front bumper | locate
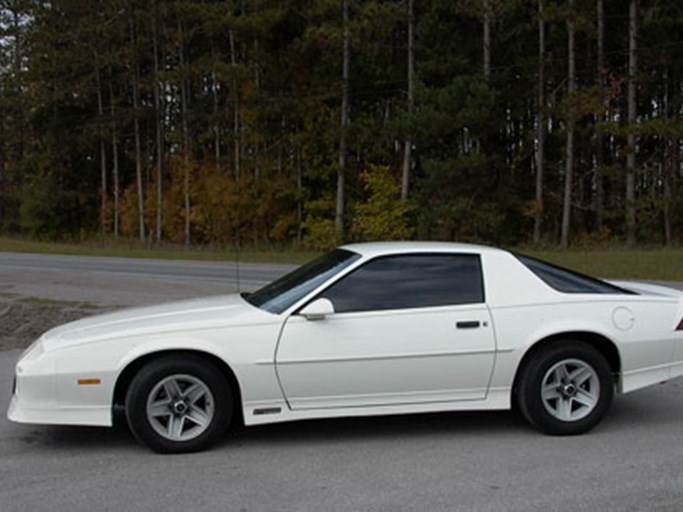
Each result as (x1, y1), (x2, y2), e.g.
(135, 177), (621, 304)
(8, 392), (111, 426)
(7, 340), (112, 427)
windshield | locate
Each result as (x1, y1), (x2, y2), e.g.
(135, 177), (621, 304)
(244, 248), (361, 313)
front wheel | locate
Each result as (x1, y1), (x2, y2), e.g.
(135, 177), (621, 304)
(516, 341), (614, 435)
(125, 355), (233, 453)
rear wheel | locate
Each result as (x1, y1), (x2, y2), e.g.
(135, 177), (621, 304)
(517, 341), (614, 435)
(126, 355), (232, 453)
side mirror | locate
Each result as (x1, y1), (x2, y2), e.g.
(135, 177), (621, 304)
(299, 298), (335, 321)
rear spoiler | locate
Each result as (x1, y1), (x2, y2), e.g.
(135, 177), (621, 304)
(607, 280), (683, 298)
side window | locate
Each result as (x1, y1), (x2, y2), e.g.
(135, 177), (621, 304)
(319, 254), (484, 314)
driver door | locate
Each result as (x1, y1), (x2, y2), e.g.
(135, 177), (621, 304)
(275, 253), (497, 410)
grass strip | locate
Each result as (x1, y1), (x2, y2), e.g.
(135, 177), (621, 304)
(0, 237), (318, 265)
(519, 248), (683, 282)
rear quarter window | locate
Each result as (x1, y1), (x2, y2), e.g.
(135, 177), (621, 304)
(516, 255), (636, 295)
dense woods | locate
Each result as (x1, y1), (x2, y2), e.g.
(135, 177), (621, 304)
(0, 0), (681, 249)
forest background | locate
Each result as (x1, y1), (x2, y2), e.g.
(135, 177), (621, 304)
(0, 0), (681, 252)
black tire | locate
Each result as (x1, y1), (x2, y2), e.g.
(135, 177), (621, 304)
(125, 355), (233, 453)
(516, 341), (614, 435)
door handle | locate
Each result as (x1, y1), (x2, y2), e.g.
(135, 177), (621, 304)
(456, 321), (481, 329)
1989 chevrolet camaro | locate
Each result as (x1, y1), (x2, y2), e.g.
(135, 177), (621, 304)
(8, 242), (683, 453)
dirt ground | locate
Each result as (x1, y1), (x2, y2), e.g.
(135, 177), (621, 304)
(0, 267), (236, 350)
(0, 296), (105, 350)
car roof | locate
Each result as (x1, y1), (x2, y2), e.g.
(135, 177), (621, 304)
(339, 241), (508, 258)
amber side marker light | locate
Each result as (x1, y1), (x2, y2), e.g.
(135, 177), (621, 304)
(77, 379), (101, 385)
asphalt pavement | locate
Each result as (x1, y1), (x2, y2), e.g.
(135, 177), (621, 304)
(3, 347), (683, 512)
(0, 252), (295, 307)
(0, 251), (295, 288)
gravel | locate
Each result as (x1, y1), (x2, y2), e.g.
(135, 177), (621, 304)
(0, 295), (110, 350)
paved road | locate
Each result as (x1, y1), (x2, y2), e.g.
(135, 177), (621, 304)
(0, 252), (296, 307)
(3, 347), (683, 512)
(0, 251), (295, 288)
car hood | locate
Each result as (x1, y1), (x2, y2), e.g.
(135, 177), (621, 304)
(40, 294), (268, 352)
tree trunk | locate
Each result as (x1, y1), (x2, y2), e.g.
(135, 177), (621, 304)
(483, 0), (491, 78)
(401, 0), (414, 201)
(561, 0), (576, 248)
(667, 137), (679, 245)
(533, 0), (545, 245)
(336, 0), (350, 237)
(663, 70), (673, 246)
(109, 80), (120, 238)
(0, 78), (5, 220)
(211, 44), (221, 172)
(179, 21), (191, 247)
(95, 63), (107, 236)
(594, 0), (605, 232)
(213, 69), (221, 171)
(152, 8), (164, 243)
(11, 9), (24, 164)
(296, 146), (303, 248)
(663, 144), (672, 246)
(252, 1), (261, 185)
(626, 0), (638, 247)
(130, 11), (145, 242)
(229, 29), (240, 180)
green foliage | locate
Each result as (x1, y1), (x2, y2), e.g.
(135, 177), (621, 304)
(18, 174), (80, 240)
(352, 165), (415, 242)
(302, 216), (339, 251)
(415, 154), (514, 244)
(302, 198), (340, 251)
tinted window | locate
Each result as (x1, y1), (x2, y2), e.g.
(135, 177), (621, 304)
(318, 254), (484, 313)
(517, 255), (636, 294)
(246, 249), (361, 313)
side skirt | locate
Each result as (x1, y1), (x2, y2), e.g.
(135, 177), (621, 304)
(242, 387), (511, 427)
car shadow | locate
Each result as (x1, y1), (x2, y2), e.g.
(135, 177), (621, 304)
(16, 388), (679, 453)
(18, 409), (529, 453)
(17, 409), (137, 452)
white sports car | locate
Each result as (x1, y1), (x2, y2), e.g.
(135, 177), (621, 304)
(8, 242), (683, 453)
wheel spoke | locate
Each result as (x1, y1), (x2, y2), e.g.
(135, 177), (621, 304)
(542, 384), (561, 400)
(164, 379), (182, 400)
(149, 399), (171, 418)
(570, 366), (593, 386)
(172, 415), (186, 439)
(184, 383), (206, 404)
(558, 397), (572, 420)
(186, 406), (210, 428)
(166, 415), (177, 438)
(556, 364), (570, 383)
(546, 371), (560, 387)
(573, 389), (596, 409)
